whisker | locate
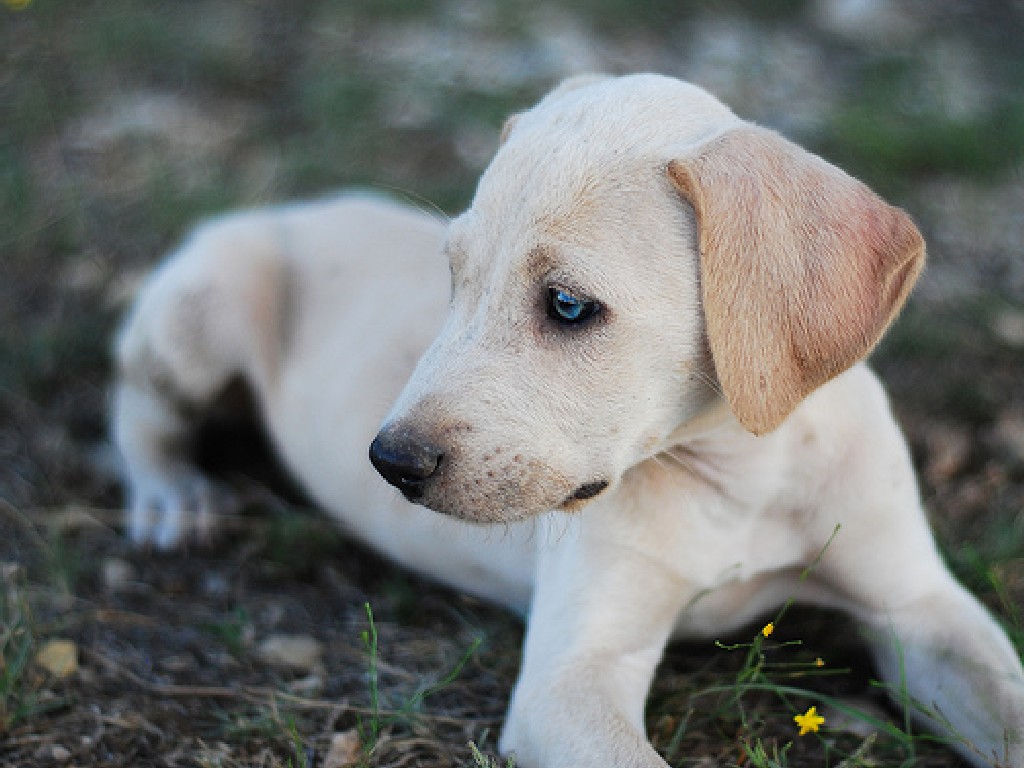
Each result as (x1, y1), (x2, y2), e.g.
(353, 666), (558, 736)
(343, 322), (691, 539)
(542, 511), (577, 548)
(651, 454), (679, 477)
(658, 449), (698, 475)
(371, 183), (452, 226)
(692, 369), (726, 399)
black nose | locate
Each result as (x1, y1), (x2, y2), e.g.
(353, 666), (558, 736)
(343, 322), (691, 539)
(368, 430), (444, 500)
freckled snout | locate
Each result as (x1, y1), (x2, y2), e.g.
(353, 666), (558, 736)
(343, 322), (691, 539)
(368, 427), (444, 501)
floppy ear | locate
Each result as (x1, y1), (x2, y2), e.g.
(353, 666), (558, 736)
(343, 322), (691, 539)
(668, 125), (925, 435)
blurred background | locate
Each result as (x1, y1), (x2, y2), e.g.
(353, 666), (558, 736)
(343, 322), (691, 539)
(4, 0), (1024, 503)
(2, 1), (1023, 766)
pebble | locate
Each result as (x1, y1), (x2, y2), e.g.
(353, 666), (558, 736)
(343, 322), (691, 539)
(35, 639), (79, 678)
(1, 562), (25, 583)
(256, 634), (323, 673)
(993, 410), (1024, 464)
(921, 422), (972, 484)
(159, 653), (196, 673)
(287, 673), (325, 696)
(322, 729), (362, 768)
(101, 558), (135, 592)
(993, 309), (1024, 349)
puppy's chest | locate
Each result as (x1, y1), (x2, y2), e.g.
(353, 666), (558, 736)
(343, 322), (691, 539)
(622, 453), (819, 591)
(675, 495), (811, 589)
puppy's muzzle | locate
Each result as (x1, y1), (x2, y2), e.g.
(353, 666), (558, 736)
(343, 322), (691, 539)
(368, 428), (444, 500)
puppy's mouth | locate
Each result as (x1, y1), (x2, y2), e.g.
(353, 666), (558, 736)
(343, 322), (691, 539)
(559, 479), (609, 510)
(417, 477), (610, 521)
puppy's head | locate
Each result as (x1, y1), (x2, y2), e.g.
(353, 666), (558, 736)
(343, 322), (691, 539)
(370, 74), (924, 523)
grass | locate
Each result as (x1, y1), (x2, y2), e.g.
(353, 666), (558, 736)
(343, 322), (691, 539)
(357, 601), (489, 764)
(819, 53), (1024, 195)
(358, 602), (383, 753)
(199, 597), (502, 767)
(467, 740), (516, 768)
(0, 526), (76, 737)
(286, 715), (312, 768)
(651, 616), (989, 767)
(0, 569), (40, 733)
(643, 529), (1019, 767)
(201, 607), (252, 659)
(949, 535), (1024, 656)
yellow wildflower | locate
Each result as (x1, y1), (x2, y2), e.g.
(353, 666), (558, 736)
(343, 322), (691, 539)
(4, 0), (32, 10)
(761, 622), (774, 638)
(794, 705), (825, 736)
(814, 657), (825, 667)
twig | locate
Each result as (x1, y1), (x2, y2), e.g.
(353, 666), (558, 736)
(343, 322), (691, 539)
(85, 648), (501, 727)
(85, 647), (247, 699)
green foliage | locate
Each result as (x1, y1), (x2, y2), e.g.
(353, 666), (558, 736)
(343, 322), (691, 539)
(825, 101), (1024, 190)
(286, 715), (311, 768)
(357, 601), (485, 763)
(647, 529), (992, 766)
(0, 154), (35, 257)
(201, 607), (251, 659)
(0, 312), (115, 402)
(0, 574), (39, 732)
(357, 602), (382, 752)
(741, 737), (793, 768)
(68, 0), (257, 91)
(262, 512), (343, 578)
(467, 740), (516, 768)
(0, 567), (65, 733)
(820, 56), (1024, 193)
(524, 0), (808, 34)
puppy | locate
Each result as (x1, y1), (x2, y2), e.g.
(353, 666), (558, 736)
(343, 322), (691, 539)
(113, 74), (1024, 767)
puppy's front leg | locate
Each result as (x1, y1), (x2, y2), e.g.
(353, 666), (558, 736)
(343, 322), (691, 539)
(812, 394), (1024, 767)
(859, 577), (1024, 767)
(827, 521), (1024, 766)
(501, 511), (691, 768)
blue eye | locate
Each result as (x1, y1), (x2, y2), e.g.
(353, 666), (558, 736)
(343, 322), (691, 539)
(548, 287), (599, 324)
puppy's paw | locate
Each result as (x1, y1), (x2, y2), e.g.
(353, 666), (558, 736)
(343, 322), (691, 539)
(125, 463), (238, 550)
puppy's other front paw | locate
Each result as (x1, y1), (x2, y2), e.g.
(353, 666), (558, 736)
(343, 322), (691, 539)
(125, 464), (238, 550)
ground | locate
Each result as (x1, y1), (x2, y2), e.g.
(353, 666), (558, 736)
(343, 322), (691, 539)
(2, 1), (1024, 766)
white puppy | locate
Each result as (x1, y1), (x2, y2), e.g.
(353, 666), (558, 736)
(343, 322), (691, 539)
(113, 74), (1023, 767)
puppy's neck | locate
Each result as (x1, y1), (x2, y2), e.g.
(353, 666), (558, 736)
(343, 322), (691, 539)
(662, 398), (740, 449)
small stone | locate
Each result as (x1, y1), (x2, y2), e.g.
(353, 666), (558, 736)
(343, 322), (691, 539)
(35, 639), (78, 678)
(51, 745), (71, 762)
(257, 634), (323, 673)
(101, 558), (135, 592)
(322, 729), (362, 768)
(201, 571), (231, 599)
(922, 422), (972, 484)
(104, 268), (147, 308)
(810, 0), (920, 47)
(60, 255), (107, 293)
(993, 309), (1024, 348)
(287, 673), (324, 696)
(206, 649), (239, 668)
(993, 410), (1024, 464)
(159, 653), (196, 673)
(1, 562), (25, 583)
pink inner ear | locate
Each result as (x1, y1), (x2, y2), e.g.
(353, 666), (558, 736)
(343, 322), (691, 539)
(669, 126), (925, 435)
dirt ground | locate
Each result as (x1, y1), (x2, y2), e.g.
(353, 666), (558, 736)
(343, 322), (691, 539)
(2, 1), (1024, 766)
